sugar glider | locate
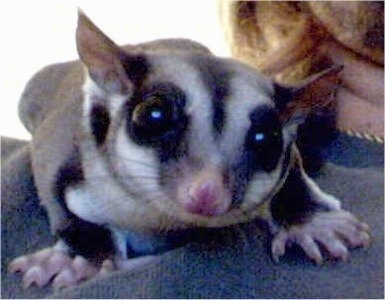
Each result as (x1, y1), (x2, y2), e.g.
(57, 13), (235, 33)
(9, 11), (370, 288)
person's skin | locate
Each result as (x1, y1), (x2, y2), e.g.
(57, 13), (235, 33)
(321, 40), (384, 138)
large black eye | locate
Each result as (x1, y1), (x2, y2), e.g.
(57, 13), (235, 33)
(250, 127), (281, 149)
(127, 82), (188, 157)
(247, 125), (283, 172)
(245, 106), (284, 172)
(132, 97), (175, 135)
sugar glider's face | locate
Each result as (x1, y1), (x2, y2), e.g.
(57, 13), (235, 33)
(76, 12), (337, 229)
(83, 54), (293, 228)
(114, 55), (293, 226)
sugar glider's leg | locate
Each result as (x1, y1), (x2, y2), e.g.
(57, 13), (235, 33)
(8, 241), (103, 288)
(9, 241), (158, 289)
(9, 204), (119, 288)
(268, 150), (370, 264)
(9, 224), (159, 288)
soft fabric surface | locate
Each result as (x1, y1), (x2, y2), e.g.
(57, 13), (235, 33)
(1, 134), (384, 299)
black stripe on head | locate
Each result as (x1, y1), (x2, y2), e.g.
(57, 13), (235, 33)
(90, 104), (110, 146)
(121, 53), (150, 88)
(246, 105), (284, 172)
(230, 105), (284, 204)
(189, 55), (231, 137)
(54, 148), (116, 260)
(87, 53), (150, 95)
(125, 82), (189, 163)
(89, 54), (149, 146)
(272, 83), (294, 112)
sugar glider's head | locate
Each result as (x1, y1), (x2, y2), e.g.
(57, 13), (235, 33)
(76, 12), (341, 229)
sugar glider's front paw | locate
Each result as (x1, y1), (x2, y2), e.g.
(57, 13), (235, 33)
(271, 210), (370, 264)
(9, 245), (104, 288)
(9, 243), (158, 289)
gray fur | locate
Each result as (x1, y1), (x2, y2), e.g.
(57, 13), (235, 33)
(18, 39), (217, 233)
(14, 12), (368, 274)
(20, 12), (329, 235)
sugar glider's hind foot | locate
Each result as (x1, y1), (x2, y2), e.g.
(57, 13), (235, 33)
(8, 243), (102, 288)
(271, 210), (371, 265)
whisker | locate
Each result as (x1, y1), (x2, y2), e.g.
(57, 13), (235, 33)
(81, 153), (158, 170)
(86, 174), (162, 181)
(61, 170), (176, 186)
(112, 155), (159, 169)
(88, 188), (169, 210)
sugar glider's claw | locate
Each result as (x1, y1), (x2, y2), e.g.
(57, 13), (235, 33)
(271, 210), (370, 264)
(9, 246), (99, 288)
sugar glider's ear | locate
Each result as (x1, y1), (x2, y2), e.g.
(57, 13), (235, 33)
(274, 65), (343, 128)
(76, 10), (148, 94)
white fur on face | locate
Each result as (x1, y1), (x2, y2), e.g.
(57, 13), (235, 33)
(242, 158), (283, 209)
(149, 56), (221, 165)
(82, 74), (130, 133)
(73, 54), (294, 230)
(219, 73), (274, 163)
(112, 124), (162, 196)
(68, 72), (166, 230)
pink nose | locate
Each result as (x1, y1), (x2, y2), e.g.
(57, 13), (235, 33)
(184, 177), (230, 217)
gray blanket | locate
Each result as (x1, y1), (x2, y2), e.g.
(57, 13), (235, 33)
(1, 133), (383, 299)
